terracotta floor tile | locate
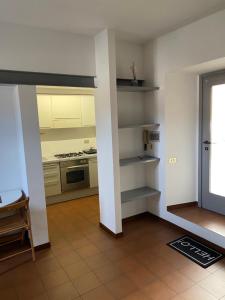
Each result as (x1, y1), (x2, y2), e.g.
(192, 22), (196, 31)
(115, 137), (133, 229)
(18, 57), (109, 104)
(81, 285), (115, 300)
(64, 261), (91, 280)
(106, 275), (138, 299)
(122, 290), (151, 300)
(143, 280), (176, 300)
(71, 237), (91, 250)
(84, 253), (111, 270)
(0, 196), (221, 300)
(94, 264), (123, 283)
(35, 257), (61, 275)
(115, 257), (141, 273)
(125, 266), (155, 288)
(0, 270), (18, 289)
(198, 272), (225, 298)
(76, 244), (100, 259)
(0, 287), (18, 300)
(161, 270), (194, 293)
(144, 256), (176, 278)
(178, 285), (217, 300)
(103, 248), (127, 262)
(56, 251), (82, 267)
(32, 293), (49, 300)
(73, 272), (101, 295)
(47, 282), (79, 299)
(15, 278), (45, 300)
(41, 269), (69, 290)
(178, 264), (210, 283)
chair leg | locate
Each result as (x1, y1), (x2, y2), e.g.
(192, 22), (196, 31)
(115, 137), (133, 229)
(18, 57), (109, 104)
(21, 229), (25, 245)
(28, 228), (35, 262)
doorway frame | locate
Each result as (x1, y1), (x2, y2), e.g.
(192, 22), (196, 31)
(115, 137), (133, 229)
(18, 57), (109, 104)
(0, 69), (95, 87)
(199, 68), (225, 208)
(0, 69), (96, 246)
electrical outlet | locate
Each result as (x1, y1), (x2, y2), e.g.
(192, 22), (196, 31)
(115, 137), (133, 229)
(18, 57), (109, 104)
(84, 139), (90, 144)
(150, 131), (160, 142)
(169, 157), (177, 164)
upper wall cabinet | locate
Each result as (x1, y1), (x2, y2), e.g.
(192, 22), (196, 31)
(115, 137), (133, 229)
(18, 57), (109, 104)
(51, 95), (82, 128)
(81, 95), (95, 127)
(37, 95), (52, 129)
(37, 94), (95, 129)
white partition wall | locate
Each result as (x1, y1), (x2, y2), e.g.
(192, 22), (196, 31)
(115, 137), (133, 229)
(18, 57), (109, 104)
(95, 30), (122, 234)
(15, 85), (49, 246)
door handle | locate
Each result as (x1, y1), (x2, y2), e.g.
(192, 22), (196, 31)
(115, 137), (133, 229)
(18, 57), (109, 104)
(203, 140), (211, 145)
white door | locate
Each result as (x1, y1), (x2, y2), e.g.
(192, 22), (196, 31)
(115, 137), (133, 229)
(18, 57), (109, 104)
(81, 95), (96, 127)
(37, 94), (52, 128)
(202, 73), (225, 215)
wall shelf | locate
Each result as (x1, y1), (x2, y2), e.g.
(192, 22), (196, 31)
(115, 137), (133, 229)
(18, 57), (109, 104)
(121, 187), (160, 203)
(120, 155), (159, 166)
(117, 86), (159, 93)
(119, 123), (160, 129)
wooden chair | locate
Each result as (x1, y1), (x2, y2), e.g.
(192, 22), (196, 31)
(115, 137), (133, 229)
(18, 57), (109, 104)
(0, 197), (35, 262)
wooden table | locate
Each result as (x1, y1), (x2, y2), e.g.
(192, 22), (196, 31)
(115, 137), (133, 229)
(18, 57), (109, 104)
(0, 189), (23, 208)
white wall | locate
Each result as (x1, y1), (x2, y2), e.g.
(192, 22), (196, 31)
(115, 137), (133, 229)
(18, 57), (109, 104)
(0, 85), (22, 192)
(144, 8), (225, 247)
(165, 72), (199, 206)
(16, 86), (49, 246)
(40, 128), (96, 157)
(0, 22), (95, 76)
(95, 30), (122, 233)
(116, 40), (144, 79)
(0, 85), (49, 246)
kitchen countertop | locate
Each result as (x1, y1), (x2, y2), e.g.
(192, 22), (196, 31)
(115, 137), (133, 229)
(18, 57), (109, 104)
(42, 153), (97, 164)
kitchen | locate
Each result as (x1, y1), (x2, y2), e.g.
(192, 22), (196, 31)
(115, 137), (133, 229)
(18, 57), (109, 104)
(36, 85), (98, 205)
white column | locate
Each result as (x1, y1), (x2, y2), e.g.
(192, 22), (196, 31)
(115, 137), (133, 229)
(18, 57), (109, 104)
(95, 29), (122, 234)
(15, 85), (49, 246)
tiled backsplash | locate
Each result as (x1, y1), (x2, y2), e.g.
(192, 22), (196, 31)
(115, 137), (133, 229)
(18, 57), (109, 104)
(40, 127), (96, 157)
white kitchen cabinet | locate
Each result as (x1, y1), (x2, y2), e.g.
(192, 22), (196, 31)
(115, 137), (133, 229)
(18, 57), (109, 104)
(81, 95), (96, 127)
(51, 95), (82, 128)
(89, 158), (98, 188)
(43, 162), (61, 197)
(37, 94), (52, 129)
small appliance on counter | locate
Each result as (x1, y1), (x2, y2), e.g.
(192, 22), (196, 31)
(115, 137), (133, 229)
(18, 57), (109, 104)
(83, 147), (97, 155)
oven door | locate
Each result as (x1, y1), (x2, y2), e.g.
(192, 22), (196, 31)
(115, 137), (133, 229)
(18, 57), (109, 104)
(61, 164), (90, 192)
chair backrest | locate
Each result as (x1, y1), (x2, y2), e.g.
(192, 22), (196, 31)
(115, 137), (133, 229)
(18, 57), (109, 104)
(0, 198), (29, 214)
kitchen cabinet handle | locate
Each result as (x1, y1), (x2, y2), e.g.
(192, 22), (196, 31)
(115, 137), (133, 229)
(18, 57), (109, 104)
(67, 164), (89, 169)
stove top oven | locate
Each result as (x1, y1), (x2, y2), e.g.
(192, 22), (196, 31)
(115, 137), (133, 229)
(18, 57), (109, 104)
(60, 159), (90, 192)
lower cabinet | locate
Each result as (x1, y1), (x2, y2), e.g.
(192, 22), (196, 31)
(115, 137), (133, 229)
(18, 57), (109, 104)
(89, 158), (98, 188)
(43, 162), (61, 197)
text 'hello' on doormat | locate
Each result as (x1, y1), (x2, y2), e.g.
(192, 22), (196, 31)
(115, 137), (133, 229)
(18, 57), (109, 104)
(168, 235), (224, 268)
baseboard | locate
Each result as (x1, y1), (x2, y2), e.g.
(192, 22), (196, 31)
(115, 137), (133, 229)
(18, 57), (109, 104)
(46, 189), (98, 205)
(35, 242), (51, 251)
(99, 223), (123, 238)
(167, 201), (197, 211)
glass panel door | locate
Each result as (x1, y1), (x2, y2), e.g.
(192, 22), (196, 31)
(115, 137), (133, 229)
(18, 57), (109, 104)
(209, 84), (225, 197)
(202, 73), (225, 215)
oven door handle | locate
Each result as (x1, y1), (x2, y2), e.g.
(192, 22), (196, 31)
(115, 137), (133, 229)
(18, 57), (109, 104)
(67, 164), (89, 170)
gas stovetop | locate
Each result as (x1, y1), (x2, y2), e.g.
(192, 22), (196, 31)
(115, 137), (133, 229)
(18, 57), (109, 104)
(54, 152), (84, 159)
(54, 148), (97, 159)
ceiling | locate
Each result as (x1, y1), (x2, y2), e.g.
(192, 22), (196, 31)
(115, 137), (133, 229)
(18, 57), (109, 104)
(1, 0), (225, 43)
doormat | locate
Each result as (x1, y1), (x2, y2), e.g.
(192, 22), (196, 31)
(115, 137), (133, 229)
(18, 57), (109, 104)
(168, 236), (224, 268)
